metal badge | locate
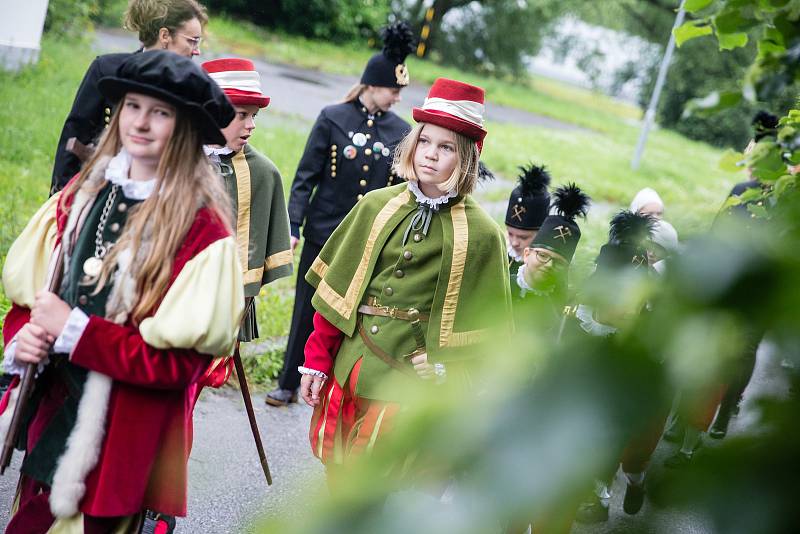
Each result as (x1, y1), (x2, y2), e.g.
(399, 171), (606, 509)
(381, 147), (391, 157)
(352, 132), (368, 147)
(372, 141), (385, 153)
(343, 145), (357, 159)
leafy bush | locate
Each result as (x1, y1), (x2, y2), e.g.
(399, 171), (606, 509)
(44, 0), (100, 40)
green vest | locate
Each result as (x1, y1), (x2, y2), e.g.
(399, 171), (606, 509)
(307, 184), (513, 400)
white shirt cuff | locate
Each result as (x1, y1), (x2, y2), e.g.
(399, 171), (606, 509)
(3, 336), (49, 377)
(298, 366), (328, 380)
(53, 308), (90, 354)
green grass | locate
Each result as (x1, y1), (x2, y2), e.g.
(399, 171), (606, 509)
(0, 26), (746, 382)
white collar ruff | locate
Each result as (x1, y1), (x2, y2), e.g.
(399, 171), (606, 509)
(407, 180), (457, 209)
(104, 149), (157, 200)
(507, 243), (523, 262)
(204, 145), (235, 157)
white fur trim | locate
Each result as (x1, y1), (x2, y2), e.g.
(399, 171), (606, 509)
(49, 371), (113, 518)
(0, 383), (21, 447)
(421, 97), (485, 127)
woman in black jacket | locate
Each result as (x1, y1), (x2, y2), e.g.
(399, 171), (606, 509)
(50, 0), (208, 193)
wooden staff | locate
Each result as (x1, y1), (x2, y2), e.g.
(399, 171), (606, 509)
(1, 248), (65, 474)
(232, 342), (273, 485)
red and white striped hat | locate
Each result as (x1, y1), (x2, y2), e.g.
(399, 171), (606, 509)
(412, 78), (487, 150)
(202, 58), (270, 108)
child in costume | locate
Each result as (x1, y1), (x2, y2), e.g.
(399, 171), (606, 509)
(297, 78), (513, 465)
(512, 183), (590, 317)
(505, 164), (551, 276)
(1, 51), (242, 533)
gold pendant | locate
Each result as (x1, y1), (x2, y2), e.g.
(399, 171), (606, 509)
(83, 256), (103, 277)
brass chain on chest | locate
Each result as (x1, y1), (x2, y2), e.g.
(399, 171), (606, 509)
(82, 184), (119, 278)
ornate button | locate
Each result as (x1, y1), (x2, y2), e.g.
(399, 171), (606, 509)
(78, 295), (88, 305)
(332, 171), (337, 177)
(370, 325), (379, 334)
(365, 148), (372, 156)
(395, 269), (404, 278)
(331, 164), (336, 170)
(117, 203), (128, 213)
(360, 179), (367, 187)
(384, 287), (394, 296)
(413, 233), (422, 242)
(331, 144), (338, 150)
(357, 193), (363, 200)
(367, 119), (374, 127)
(366, 133), (371, 139)
(362, 165), (369, 172)
(403, 250), (413, 260)
(110, 222), (120, 233)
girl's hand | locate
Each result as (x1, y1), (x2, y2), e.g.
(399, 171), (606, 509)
(31, 291), (72, 339)
(15, 323), (54, 365)
(410, 352), (435, 380)
(300, 374), (327, 407)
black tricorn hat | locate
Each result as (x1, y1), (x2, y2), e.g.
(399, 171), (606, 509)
(361, 21), (416, 88)
(505, 163), (551, 230)
(98, 50), (235, 145)
(532, 183), (590, 263)
(595, 210), (655, 272)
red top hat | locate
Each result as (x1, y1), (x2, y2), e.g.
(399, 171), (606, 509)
(412, 78), (487, 150)
(202, 58), (270, 108)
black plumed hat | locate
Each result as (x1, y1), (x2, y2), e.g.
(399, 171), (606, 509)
(595, 210), (655, 272)
(532, 183), (590, 263)
(505, 163), (551, 230)
(98, 50), (235, 145)
(361, 21), (416, 88)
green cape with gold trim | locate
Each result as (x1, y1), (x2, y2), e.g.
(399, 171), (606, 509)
(306, 183), (513, 363)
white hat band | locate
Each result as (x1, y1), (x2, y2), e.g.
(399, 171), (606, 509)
(422, 97), (485, 127)
(208, 70), (263, 94)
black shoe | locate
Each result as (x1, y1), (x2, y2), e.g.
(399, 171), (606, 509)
(265, 388), (298, 407)
(623, 481), (645, 515)
(664, 450), (692, 469)
(574, 496), (609, 524)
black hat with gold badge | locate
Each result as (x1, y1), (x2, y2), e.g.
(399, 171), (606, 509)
(532, 183), (590, 263)
(361, 21), (416, 88)
(505, 163), (551, 230)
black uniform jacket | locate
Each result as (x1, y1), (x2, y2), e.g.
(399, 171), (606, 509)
(50, 52), (137, 193)
(287, 100), (411, 246)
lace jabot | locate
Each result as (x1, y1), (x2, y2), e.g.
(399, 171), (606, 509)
(104, 148), (157, 200)
(407, 180), (457, 209)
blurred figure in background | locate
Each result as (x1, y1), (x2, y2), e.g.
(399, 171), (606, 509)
(630, 187), (664, 220)
(505, 164), (551, 277)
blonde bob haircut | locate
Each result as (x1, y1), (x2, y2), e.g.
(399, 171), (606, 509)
(392, 122), (481, 196)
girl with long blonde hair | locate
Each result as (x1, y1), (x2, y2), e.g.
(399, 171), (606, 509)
(1, 51), (242, 533)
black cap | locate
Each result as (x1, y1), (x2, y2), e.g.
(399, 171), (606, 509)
(505, 163), (551, 230)
(361, 22), (416, 88)
(595, 210), (655, 272)
(98, 50), (235, 145)
(752, 110), (779, 141)
(532, 183), (590, 263)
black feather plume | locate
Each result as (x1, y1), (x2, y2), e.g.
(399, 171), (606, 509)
(381, 22), (416, 64)
(608, 210), (655, 246)
(553, 183), (590, 220)
(478, 161), (495, 182)
(516, 163), (550, 196)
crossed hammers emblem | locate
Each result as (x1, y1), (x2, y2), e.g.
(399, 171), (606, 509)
(511, 204), (527, 222)
(554, 225), (572, 243)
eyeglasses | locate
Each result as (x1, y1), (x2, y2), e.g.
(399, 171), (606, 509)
(177, 33), (203, 50)
(535, 249), (556, 265)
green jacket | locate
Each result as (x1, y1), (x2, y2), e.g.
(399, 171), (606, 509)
(220, 143), (293, 297)
(306, 183), (513, 392)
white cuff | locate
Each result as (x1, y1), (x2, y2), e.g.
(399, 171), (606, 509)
(298, 366), (328, 380)
(3, 336), (49, 377)
(53, 308), (90, 354)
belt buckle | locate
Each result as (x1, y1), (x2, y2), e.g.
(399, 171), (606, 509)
(388, 307), (397, 319)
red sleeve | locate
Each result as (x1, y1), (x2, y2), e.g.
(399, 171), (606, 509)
(303, 312), (343, 377)
(2, 304), (31, 349)
(70, 315), (211, 390)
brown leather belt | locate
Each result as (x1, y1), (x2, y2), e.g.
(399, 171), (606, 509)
(357, 318), (419, 378)
(357, 296), (430, 322)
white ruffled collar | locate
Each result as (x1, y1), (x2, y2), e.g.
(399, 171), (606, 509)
(508, 244), (523, 263)
(204, 145), (234, 157)
(576, 304), (617, 337)
(407, 180), (457, 209)
(104, 148), (157, 200)
(516, 264), (555, 298)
